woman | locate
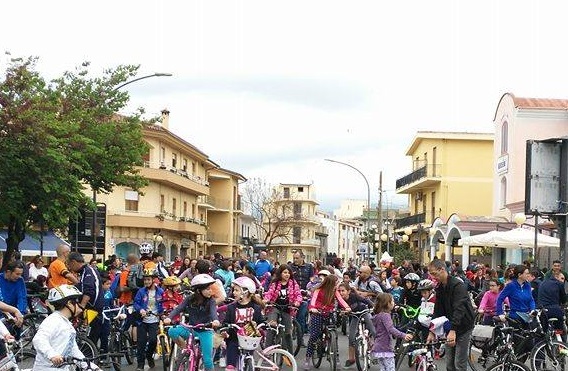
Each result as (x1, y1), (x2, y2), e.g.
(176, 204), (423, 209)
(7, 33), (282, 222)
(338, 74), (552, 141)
(28, 255), (48, 282)
(176, 257), (192, 277)
(214, 259), (235, 295)
(496, 264), (535, 322)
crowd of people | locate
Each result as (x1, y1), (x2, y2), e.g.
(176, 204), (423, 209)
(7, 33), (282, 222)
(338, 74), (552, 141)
(4, 243), (567, 371)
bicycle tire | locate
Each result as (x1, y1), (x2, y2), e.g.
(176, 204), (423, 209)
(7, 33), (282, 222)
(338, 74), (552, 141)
(355, 336), (369, 371)
(329, 330), (338, 371)
(160, 336), (170, 371)
(292, 319), (302, 356)
(394, 339), (406, 371)
(260, 348), (297, 370)
(168, 341), (179, 371)
(530, 339), (568, 371)
(77, 334), (98, 359)
(121, 332), (135, 365)
(173, 352), (190, 371)
(485, 360), (531, 371)
(415, 358), (428, 371)
(108, 334), (122, 371)
(17, 348), (36, 370)
(243, 356), (255, 371)
(311, 339), (324, 368)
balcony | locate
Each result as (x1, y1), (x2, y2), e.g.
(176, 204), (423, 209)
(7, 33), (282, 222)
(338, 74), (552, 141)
(395, 164), (442, 194)
(140, 162), (209, 195)
(395, 212), (426, 230)
(207, 232), (229, 243)
(107, 209), (207, 234)
(197, 195), (231, 211)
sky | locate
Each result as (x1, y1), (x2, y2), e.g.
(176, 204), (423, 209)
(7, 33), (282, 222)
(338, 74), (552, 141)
(3, 1), (568, 212)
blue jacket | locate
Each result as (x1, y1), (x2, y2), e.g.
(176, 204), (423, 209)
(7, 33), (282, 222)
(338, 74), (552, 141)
(496, 279), (535, 319)
(133, 286), (164, 314)
(254, 259), (273, 278)
(76, 264), (104, 311)
(0, 273), (27, 314)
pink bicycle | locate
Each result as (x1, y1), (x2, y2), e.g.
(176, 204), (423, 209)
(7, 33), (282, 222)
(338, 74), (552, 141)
(171, 322), (214, 371)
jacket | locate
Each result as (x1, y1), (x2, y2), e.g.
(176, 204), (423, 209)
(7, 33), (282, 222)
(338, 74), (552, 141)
(433, 275), (475, 335)
(76, 264), (104, 311)
(263, 279), (302, 307)
(290, 263), (314, 290)
(133, 285), (164, 318)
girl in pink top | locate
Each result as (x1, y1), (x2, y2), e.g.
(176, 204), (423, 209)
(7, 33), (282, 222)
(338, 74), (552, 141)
(478, 279), (507, 325)
(302, 274), (350, 370)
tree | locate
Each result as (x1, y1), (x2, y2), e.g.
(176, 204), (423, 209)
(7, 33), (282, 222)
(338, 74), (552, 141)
(0, 56), (149, 269)
(241, 178), (308, 248)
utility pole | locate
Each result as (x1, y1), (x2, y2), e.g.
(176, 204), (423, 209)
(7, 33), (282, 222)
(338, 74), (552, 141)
(377, 171), (383, 258)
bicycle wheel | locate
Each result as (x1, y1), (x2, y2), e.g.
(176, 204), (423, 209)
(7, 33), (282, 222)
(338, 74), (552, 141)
(173, 352), (190, 371)
(311, 339), (324, 368)
(160, 336), (170, 371)
(243, 356), (255, 371)
(394, 339), (406, 371)
(77, 334), (98, 359)
(415, 358), (428, 371)
(328, 330), (338, 371)
(530, 340), (568, 371)
(355, 336), (370, 371)
(121, 332), (135, 365)
(485, 360), (531, 371)
(260, 348), (297, 371)
(292, 319), (302, 356)
(168, 342), (179, 371)
(108, 334), (123, 371)
(16, 348), (36, 370)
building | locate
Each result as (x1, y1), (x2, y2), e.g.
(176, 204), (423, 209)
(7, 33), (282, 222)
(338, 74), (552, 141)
(94, 110), (243, 261)
(395, 131), (495, 263)
(264, 183), (320, 263)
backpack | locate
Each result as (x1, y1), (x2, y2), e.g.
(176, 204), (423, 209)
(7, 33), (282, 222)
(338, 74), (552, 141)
(127, 263), (145, 290)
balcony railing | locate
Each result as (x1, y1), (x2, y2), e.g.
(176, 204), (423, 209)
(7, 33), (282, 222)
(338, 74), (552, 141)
(395, 212), (426, 229)
(197, 195), (231, 209)
(395, 164), (441, 189)
(143, 161), (209, 187)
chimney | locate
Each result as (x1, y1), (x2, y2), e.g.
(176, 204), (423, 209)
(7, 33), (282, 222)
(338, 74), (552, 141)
(160, 109), (170, 130)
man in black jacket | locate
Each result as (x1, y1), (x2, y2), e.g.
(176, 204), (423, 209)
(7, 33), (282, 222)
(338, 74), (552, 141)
(427, 259), (475, 371)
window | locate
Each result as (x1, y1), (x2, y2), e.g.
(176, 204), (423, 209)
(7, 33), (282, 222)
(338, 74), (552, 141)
(183, 201), (187, 217)
(172, 153), (177, 168)
(192, 204), (196, 218)
(191, 162), (196, 175)
(432, 147), (437, 176)
(293, 227), (301, 244)
(142, 150), (150, 166)
(501, 121), (508, 155)
(125, 190), (139, 211)
(161, 147), (166, 162)
(500, 177), (507, 209)
(283, 187), (290, 198)
(298, 186), (304, 192)
(183, 158), (188, 172)
(172, 198), (177, 216)
(160, 194), (165, 213)
(294, 202), (302, 216)
(431, 192), (436, 221)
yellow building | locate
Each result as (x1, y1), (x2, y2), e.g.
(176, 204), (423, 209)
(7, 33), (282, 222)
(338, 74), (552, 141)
(264, 183), (320, 263)
(95, 110), (244, 261)
(395, 131), (494, 263)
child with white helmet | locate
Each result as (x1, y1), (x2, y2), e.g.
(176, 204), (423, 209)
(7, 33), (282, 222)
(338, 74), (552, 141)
(222, 276), (264, 371)
(32, 284), (100, 371)
(164, 274), (221, 371)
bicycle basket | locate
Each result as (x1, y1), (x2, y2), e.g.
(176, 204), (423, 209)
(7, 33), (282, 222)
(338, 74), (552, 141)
(471, 324), (494, 348)
(237, 334), (261, 350)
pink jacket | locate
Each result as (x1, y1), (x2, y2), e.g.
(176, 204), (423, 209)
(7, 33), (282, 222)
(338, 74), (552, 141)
(263, 278), (302, 307)
(308, 287), (350, 312)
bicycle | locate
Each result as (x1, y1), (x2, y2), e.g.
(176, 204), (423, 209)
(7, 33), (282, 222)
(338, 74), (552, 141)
(346, 308), (373, 371)
(479, 324), (530, 371)
(219, 323), (297, 371)
(398, 341), (445, 371)
(57, 352), (125, 371)
(263, 303), (302, 356)
(103, 305), (136, 371)
(171, 322), (214, 371)
(310, 309), (340, 371)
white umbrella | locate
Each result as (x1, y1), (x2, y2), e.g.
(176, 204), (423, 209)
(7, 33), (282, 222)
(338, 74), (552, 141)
(458, 228), (559, 249)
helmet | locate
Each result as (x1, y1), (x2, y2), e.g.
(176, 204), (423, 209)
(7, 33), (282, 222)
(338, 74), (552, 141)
(163, 276), (181, 286)
(417, 279), (435, 291)
(232, 276), (256, 294)
(139, 242), (153, 255)
(318, 269), (331, 277)
(191, 274), (216, 289)
(142, 268), (158, 278)
(48, 284), (83, 304)
(404, 273), (421, 282)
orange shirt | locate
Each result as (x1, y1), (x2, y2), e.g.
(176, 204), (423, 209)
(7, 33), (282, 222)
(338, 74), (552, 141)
(47, 259), (71, 289)
(118, 269), (133, 305)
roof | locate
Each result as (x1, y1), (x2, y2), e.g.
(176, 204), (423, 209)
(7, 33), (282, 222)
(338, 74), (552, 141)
(494, 93), (568, 121)
(405, 131), (494, 156)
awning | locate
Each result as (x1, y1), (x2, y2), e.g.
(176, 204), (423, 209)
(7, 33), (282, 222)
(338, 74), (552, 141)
(0, 231), (70, 257)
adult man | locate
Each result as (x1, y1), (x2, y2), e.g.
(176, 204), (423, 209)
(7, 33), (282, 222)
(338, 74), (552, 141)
(67, 252), (105, 351)
(290, 251), (314, 341)
(537, 271), (567, 336)
(544, 260), (568, 281)
(48, 244), (78, 288)
(427, 258), (475, 371)
(0, 261), (26, 330)
(351, 265), (383, 299)
(254, 250), (273, 278)
(117, 253), (139, 305)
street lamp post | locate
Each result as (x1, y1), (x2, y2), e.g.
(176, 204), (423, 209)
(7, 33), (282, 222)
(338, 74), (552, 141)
(153, 233), (163, 251)
(90, 72), (173, 259)
(325, 159), (372, 259)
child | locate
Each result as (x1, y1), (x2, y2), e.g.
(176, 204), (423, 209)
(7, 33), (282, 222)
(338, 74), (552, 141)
(161, 276), (184, 323)
(303, 274), (351, 370)
(337, 282), (376, 369)
(100, 274), (115, 360)
(32, 284), (100, 371)
(417, 279), (436, 340)
(263, 264), (302, 354)
(478, 279), (506, 325)
(372, 293), (413, 371)
(222, 276), (264, 371)
(133, 269), (164, 371)
(401, 273), (422, 308)
(390, 276), (403, 304)
(165, 274), (220, 371)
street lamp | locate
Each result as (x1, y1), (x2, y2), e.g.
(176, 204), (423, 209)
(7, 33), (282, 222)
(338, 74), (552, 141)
(403, 227), (412, 243)
(324, 159), (372, 258)
(90, 72), (173, 259)
(153, 233), (163, 251)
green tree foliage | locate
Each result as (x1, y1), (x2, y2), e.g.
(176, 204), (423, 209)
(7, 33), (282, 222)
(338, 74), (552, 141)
(0, 56), (149, 267)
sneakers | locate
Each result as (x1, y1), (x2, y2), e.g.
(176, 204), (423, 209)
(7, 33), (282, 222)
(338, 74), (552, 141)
(147, 358), (155, 369)
(343, 359), (356, 369)
(225, 366), (236, 370)
(219, 357), (227, 367)
(136, 365), (144, 371)
(303, 360), (311, 370)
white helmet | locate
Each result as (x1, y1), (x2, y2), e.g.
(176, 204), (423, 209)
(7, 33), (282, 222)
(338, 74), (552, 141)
(48, 284), (83, 304)
(139, 242), (153, 255)
(417, 279), (435, 291)
(318, 269), (331, 277)
(232, 276), (256, 294)
(404, 273), (421, 282)
(191, 274), (216, 289)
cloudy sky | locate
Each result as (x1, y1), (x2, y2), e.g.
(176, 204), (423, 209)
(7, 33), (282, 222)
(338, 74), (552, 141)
(3, 1), (568, 211)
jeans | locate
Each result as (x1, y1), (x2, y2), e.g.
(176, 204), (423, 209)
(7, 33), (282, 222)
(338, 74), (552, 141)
(136, 322), (158, 367)
(297, 301), (308, 335)
(445, 329), (472, 371)
(265, 308), (293, 354)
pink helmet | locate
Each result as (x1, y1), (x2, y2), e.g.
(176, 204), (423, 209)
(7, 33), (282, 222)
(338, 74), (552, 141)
(232, 276), (256, 294)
